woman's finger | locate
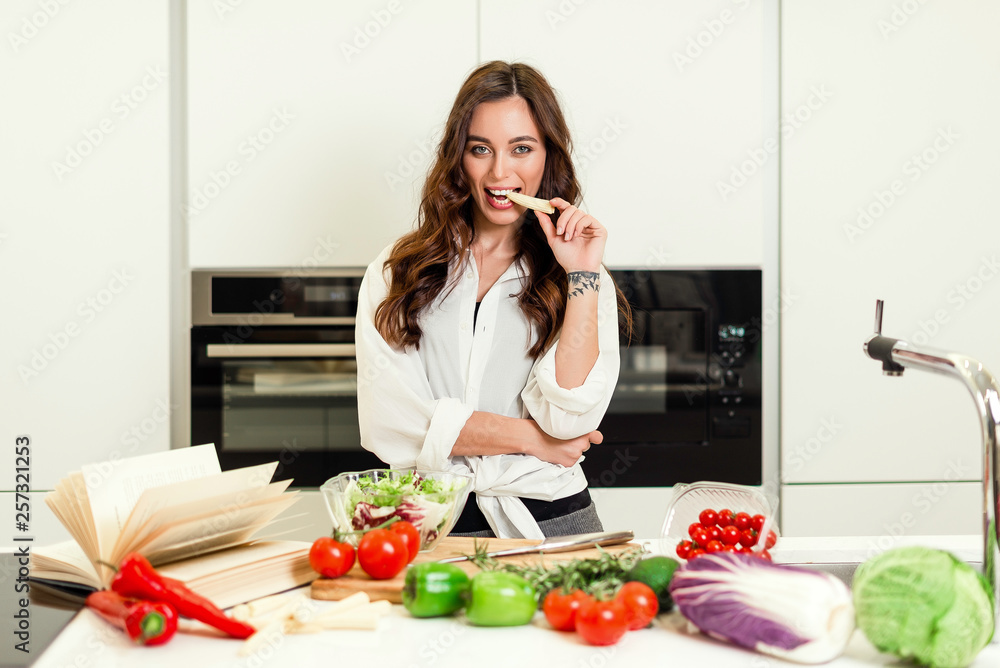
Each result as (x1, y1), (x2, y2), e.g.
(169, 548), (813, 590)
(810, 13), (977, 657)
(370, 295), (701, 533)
(534, 210), (558, 243)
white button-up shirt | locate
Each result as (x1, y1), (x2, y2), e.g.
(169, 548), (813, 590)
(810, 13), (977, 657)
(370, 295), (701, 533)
(355, 244), (621, 538)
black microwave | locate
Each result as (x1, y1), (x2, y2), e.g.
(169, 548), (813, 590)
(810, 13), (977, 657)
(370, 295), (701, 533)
(587, 269), (763, 488)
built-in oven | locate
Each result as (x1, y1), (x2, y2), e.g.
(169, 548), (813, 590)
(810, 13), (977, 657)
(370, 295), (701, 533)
(191, 269), (381, 487)
(192, 267), (762, 490)
(586, 269), (763, 488)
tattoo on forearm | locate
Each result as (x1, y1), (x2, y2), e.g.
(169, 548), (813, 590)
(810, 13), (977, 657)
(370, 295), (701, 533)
(567, 271), (599, 298)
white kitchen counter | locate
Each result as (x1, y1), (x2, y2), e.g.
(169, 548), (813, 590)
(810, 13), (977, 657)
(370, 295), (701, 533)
(27, 534), (998, 668)
(30, 599), (1000, 668)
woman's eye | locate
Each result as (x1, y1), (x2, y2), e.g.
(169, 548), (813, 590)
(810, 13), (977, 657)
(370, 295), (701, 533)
(513, 145), (531, 154)
(471, 145), (490, 155)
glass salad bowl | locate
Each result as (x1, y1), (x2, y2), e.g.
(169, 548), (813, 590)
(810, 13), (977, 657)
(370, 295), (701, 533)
(660, 481), (780, 561)
(320, 468), (473, 552)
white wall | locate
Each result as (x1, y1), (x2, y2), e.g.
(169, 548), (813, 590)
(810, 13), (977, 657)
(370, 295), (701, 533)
(780, 1), (1000, 535)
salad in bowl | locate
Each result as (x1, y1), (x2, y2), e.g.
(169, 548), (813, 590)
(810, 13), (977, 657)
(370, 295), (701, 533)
(320, 468), (473, 551)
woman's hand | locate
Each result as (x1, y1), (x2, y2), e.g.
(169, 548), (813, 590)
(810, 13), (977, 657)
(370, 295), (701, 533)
(534, 198), (607, 273)
(526, 427), (604, 468)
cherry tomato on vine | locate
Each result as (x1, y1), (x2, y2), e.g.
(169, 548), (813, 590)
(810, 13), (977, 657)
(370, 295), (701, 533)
(576, 597), (628, 646)
(734, 512), (753, 531)
(688, 522), (704, 537)
(308, 536), (356, 579)
(357, 529), (408, 580)
(720, 525), (741, 546)
(764, 530), (778, 550)
(739, 528), (759, 548)
(691, 528), (711, 549)
(688, 548), (706, 559)
(543, 588), (590, 632)
(760, 549), (772, 562)
(751, 514), (766, 532)
(705, 540), (724, 554)
(675, 540), (693, 560)
(616, 582), (659, 631)
(707, 526), (722, 541)
(389, 520), (421, 563)
(698, 509), (718, 527)
(716, 509), (736, 527)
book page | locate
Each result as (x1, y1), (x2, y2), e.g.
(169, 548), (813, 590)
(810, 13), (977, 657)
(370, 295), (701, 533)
(83, 443), (221, 563)
(138, 493), (299, 558)
(30, 540), (100, 587)
(114, 462), (279, 557)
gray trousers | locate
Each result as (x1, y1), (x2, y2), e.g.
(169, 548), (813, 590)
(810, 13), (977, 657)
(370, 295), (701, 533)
(451, 501), (604, 539)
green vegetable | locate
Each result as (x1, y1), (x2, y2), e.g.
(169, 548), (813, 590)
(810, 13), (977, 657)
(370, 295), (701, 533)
(463, 571), (538, 627)
(853, 546), (994, 668)
(467, 542), (646, 601)
(626, 556), (680, 611)
(401, 563), (470, 618)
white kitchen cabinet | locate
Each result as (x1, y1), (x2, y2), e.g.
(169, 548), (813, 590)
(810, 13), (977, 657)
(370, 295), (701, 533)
(187, 0), (478, 268)
(780, 2), (1000, 532)
(0, 1), (172, 504)
(781, 482), (982, 538)
(480, 0), (768, 268)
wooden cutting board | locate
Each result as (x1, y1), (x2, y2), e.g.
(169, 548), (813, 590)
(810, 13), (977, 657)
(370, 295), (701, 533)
(310, 536), (638, 603)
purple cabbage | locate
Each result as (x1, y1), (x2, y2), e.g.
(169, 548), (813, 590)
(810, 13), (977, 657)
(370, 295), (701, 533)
(668, 552), (855, 664)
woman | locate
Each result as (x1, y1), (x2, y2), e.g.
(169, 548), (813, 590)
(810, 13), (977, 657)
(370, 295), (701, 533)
(355, 61), (630, 539)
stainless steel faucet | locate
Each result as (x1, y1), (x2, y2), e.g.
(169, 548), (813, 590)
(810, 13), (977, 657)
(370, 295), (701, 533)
(864, 299), (1000, 636)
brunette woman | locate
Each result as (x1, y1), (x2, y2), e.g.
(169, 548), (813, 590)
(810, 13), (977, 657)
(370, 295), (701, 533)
(355, 61), (630, 539)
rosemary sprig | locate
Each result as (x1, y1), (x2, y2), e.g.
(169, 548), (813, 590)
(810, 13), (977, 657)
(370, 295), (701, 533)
(467, 542), (646, 602)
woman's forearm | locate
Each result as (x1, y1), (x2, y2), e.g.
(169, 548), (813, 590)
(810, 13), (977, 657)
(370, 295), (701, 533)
(451, 412), (598, 468)
(451, 411), (534, 458)
(554, 270), (601, 389)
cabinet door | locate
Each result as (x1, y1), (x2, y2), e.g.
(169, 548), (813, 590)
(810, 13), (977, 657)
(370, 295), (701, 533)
(780, 2), (1000, 484)
(1, 1), (171, 488)
(188, 1), (478, 268)
(480, 0), (769, 268)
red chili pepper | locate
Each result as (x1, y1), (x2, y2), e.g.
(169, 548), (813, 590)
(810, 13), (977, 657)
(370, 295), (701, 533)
(111, 553), (255, 639)
(85, 590), (178, 646)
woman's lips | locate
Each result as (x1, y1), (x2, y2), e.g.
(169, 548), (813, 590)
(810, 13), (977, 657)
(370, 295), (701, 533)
(485, 187), (520, 210)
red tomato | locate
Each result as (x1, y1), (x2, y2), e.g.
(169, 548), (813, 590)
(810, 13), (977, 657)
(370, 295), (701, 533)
(720, 525), (741, 546)
(698, 509), (718, 527)
(733, 512), (752, 531)
(688, 522), (704, 538)
(722, 545), (738, 553)
(687, 548), (706, 559)
(675, 540), (693, 560)
(616, 582), (659, 630)
(389, 521), (421, 563)
(764, 530), (777, 550)
(576, 598), (629, 646)
(308, 536), (356, 579)
(543, 589), (590, 632)
(357, 529), (408, 580)
(705, 540), (724, 553)
(759, 549), (772, 562)
(716, 509), (736, 527)
(751, 514), (766, 532)
(738, 528), (758, 548)
(690, 528), (711, 549)
(707, 526), (722, 541)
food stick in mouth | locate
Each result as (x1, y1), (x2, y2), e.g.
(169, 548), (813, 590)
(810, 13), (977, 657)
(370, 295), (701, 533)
(506, 190), (555, 214)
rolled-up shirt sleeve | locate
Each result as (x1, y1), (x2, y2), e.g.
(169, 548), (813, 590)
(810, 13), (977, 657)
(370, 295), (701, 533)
(520, 267), (622, 440)
(355, 249), (473, 471)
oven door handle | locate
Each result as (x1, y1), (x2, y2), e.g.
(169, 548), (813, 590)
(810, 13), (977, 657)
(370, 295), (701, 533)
(205, 343), (356, 358)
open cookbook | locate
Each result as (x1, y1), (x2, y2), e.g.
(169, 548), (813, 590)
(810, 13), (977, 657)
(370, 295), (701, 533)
(30, 444), (317, 608)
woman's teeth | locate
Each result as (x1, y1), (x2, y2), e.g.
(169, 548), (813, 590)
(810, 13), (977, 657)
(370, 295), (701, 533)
(487, 188), (517, 204)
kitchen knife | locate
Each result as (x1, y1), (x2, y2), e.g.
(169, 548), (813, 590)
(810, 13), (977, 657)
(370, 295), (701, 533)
(436, 530), (635, 563)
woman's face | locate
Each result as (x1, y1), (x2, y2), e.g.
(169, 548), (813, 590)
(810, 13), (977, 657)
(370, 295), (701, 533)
(462, 96), (547, 232)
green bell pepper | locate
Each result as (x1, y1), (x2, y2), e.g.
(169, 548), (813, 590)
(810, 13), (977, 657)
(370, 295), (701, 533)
(463, 571), (538, 627)
(401, 562), (471, 618)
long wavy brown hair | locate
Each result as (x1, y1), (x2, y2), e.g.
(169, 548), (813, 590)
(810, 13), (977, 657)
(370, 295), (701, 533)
(375, 61), (631, 358)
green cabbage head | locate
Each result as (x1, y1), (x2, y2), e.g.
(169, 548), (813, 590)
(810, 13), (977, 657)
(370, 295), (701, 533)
(853, 546), (994, 668)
